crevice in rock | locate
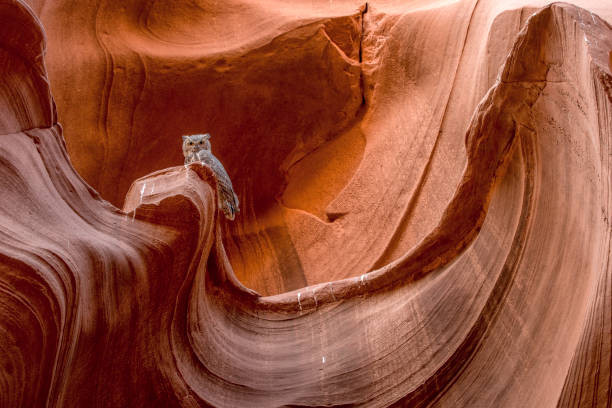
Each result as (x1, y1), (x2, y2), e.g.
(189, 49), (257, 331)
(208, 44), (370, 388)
(358, 2), (368, 64)
(359, 2), (368, 106)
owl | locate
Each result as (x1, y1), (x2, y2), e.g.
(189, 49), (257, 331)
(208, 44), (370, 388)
(182, 133), (240, 220)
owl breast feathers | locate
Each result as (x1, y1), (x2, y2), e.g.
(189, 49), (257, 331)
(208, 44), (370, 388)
(182, 134), (240, 220)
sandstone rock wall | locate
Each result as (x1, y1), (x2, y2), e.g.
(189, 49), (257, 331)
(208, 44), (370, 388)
(1, 0), (611, 406)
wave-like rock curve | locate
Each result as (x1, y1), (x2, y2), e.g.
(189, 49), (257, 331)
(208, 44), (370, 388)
(1, 0), (611, 407)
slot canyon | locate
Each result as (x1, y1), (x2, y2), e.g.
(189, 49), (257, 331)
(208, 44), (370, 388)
(0, 0), (611, 406)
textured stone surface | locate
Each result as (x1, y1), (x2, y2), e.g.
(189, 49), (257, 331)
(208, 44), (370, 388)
(1, 0), (611, 406)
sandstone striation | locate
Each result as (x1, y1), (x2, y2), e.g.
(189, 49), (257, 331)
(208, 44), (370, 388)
(1, 0), (611, 406)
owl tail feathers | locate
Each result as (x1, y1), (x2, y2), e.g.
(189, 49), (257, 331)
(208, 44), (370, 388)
(219, 194), (240, 221)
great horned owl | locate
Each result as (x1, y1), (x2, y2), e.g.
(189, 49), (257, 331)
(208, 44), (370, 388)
(182, 133), (240, 220)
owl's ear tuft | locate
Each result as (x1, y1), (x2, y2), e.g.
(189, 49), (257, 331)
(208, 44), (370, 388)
(203, 133), (211, 139)
(182, 135), (189, 141)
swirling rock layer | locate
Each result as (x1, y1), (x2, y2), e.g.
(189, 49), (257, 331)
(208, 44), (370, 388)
(1, 0), (612, 407)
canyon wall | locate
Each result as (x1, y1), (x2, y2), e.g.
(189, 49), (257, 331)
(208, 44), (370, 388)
(1, 0), (611, 406)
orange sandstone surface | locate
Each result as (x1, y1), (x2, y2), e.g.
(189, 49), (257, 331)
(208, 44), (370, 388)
(1, 0), (612, 406)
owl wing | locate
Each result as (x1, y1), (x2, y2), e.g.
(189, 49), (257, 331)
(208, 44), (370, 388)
(197, 150), (240, 220)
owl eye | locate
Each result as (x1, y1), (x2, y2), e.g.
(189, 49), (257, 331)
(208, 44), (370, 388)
(188, 142), (193, 145)
(199, 141), (203, 144)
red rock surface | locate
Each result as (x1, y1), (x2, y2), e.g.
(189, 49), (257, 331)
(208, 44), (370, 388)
(1, 0), (612, 406)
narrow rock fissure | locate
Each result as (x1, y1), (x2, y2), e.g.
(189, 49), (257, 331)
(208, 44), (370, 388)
(359, 2), (368, 106)
(359, 2), (368, 64)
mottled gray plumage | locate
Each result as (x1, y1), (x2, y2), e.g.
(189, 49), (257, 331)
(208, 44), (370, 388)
(182, 134), (240, 220)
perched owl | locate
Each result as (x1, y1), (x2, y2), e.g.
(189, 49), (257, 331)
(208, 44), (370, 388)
(182, 133), (240, 220)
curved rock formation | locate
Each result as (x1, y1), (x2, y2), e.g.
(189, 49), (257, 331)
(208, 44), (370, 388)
(1, 0), (611, 407)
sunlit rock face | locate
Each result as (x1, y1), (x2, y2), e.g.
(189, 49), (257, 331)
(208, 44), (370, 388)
(1, 0), (611, 406)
